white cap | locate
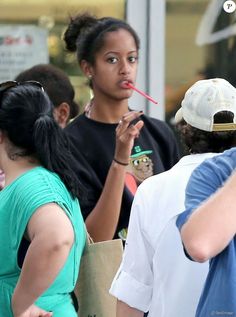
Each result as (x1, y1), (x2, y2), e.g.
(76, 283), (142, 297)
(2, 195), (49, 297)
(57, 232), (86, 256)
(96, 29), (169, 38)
(175, 78), (236, 131)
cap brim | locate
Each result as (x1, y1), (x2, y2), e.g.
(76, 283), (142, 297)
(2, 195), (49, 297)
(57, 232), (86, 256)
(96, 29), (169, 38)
(175, 107), (183, 124)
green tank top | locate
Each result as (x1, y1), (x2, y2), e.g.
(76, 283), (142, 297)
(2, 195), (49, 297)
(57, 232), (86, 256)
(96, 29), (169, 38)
(0, 167), (86, 317)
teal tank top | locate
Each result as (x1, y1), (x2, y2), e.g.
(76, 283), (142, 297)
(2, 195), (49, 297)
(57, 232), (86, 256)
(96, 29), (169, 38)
(0, 167), (86, 317)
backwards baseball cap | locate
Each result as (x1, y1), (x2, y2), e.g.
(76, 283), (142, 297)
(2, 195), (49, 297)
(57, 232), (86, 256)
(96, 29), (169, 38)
(175, 78), (236, 131)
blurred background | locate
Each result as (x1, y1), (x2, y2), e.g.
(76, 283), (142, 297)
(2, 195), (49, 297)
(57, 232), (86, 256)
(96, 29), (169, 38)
(0, 0), (235, 123)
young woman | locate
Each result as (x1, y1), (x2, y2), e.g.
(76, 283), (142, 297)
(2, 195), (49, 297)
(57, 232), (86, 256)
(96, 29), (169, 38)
(64, 14), (180, 242)
(0, 81), (86, 317)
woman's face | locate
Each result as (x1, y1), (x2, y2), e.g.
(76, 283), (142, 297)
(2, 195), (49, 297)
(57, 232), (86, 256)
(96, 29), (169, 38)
(89, 29), (139, 101)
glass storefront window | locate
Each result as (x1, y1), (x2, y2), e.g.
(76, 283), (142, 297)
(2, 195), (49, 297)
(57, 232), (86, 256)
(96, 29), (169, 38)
(165, 0), (236, 126)
(0, 0), (125, 108)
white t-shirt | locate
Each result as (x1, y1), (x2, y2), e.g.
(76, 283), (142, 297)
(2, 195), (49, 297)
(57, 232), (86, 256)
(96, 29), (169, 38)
(110, 153), (216, 317)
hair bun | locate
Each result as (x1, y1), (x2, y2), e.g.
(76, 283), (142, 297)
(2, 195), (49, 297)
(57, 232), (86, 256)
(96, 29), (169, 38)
(64, 13), (98, 52)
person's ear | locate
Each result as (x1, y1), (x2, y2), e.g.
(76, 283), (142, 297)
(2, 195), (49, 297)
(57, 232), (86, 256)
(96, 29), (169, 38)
(80, 60), (93, 79)
(53, 103), (70, 129)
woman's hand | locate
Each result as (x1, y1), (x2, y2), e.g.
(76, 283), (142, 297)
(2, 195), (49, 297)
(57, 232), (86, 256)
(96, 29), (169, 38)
(84, 111), (144, 241)
(13, 304), (52, 317)
(115, 111), (144, 164)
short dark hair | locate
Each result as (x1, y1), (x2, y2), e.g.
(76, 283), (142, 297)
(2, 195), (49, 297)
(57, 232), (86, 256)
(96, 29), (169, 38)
(15, 64), (79, 119)
(0, 83), (82, 197)
(63, 13), (140, 66)
(177, 111), (236, 154)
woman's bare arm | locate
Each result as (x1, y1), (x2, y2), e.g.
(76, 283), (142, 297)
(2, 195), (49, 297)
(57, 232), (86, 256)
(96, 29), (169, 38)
(12, 203), (74, 316)
(85, 111), (143, 241)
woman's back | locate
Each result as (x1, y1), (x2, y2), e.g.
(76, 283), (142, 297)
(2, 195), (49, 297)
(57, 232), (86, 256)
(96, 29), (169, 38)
(0, 167), (86, 317)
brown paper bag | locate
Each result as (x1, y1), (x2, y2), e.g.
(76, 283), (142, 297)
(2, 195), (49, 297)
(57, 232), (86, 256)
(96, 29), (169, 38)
(75, 238), (123, 317)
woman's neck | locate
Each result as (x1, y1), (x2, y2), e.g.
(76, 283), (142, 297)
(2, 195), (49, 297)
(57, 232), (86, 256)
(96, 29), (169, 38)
(2, 157), (39, 187)
(88, 98), (129, 123)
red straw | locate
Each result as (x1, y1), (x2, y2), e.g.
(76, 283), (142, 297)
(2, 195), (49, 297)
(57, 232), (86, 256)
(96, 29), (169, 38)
(125, 82), (158, 104)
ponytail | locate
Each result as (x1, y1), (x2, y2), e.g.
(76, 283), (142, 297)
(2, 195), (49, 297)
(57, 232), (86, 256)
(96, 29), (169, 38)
(0, 83), (82, 199)
(33, 114), (81, 198)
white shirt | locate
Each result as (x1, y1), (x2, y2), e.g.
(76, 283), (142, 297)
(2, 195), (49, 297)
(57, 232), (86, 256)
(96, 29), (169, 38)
(110, 153), (216, 317)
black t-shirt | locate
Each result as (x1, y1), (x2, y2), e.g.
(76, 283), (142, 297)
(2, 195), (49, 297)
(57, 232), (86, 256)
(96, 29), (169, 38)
(65, 113), (180, 239)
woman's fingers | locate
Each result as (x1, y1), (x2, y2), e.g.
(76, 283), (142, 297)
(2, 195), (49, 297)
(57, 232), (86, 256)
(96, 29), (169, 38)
(39, 312), (53, 317)
(126, 121), (144, 140)
(122, 110), (143, 120)
(116, 111), (143, 135)
(114, 111), (144, 162)
(134, 120), (144, 132)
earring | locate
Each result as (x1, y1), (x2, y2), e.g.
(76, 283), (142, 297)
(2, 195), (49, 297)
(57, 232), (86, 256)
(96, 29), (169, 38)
(88, 74), (92, 79)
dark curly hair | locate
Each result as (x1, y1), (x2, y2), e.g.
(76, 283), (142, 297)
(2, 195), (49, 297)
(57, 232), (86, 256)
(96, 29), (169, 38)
(63, 13), (140, 66)
(177, 111), (236, 154)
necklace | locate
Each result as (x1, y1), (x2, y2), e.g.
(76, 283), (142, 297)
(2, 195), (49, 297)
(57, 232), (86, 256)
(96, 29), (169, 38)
(84, 99), (93, 119)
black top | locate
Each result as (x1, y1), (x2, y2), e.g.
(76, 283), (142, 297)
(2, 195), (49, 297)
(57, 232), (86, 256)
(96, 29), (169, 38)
(65, 113), (180, 239)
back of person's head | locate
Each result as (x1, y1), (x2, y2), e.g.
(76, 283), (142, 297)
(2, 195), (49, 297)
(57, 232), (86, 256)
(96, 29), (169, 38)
(0, 81), (81, 197)
(63, 13), (140, 66)
(15, 64), (79, 126)
(175, 78), (236, 154)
